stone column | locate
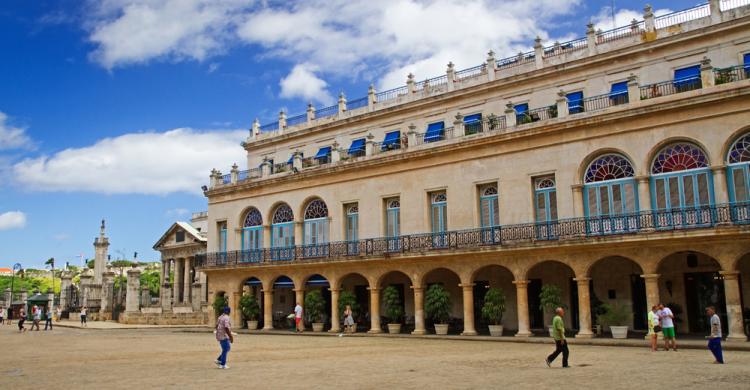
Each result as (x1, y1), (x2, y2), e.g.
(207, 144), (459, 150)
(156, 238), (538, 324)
(331, 142), (341, 163)
(47, 288), (54, 314)
(460, 284), (477, 336)
(294, 288), (305, 309)
(709, 0), (721, 24)
(644, 5), (655, 33)
(627, 74), (639, 105)
(636, 176), (651, 212)
(574, 278), (594, 338)
(251, 118), (260, 138)
(411, 285), (426, 335)
(367, 84), (376, 111)
(368, 287), (382, 333)
(572, 185), (584, 218)
(230, 163), (239, 185)
(19, 289), (28, 306)
(159, 259), (166, 286)
(125, 268), (141, 313)
(365, 133), (375, 157)
(183, 258), (192, 304)
(711, 166), (729, 205)
(306, 103), (315, 123)
(59, 273), (72, 310)
(337, 92), (346, 115)
(700, 57), (715, 88)
(4, 288), (11, 307)
(161, 280), (172, 311)
(172, 259), (182, 305)
(556, 90), (568, 119)
(278, 110), (287, 131)
(641, 274), (661, 312)
(513, 280), (532, 337)
(292, 152), (302, 172)
(191, 281), (202, 312)
(586, 23), (597, 56)
(533, 36), (543, 69)
(504, 102), (517, 127)
(486, 51), (496, 81)
(406, 124), (418, 147)
(100, 268), (115, 314)
(453, 113), (464, 136)
(231, 291), (241, 326)
(720, 271), (747, 341)
(329, 288), (341, 333)
(294, 222), (303, 248)
(406, 73), (415, 94)
(262, 289), (274, 331)
(446, 62), (455, 91)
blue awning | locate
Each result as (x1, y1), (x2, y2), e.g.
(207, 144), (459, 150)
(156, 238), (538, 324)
(424, 121), (445, 143)
(306, 274), (329, 286)
(567, 92), (584, 113)
(287, 154), (295, 164)
(674, 65), (700, 81)
(463, 114), (481, 124)
(348, 138), (366, 155)
(381, 130), (400, 150)
(514, 103), (528, 115)
(274, 275), (294, 288)
(314, 146), (331, 160)
(610, 81), (628, 96)
(245, 278), (262, 286)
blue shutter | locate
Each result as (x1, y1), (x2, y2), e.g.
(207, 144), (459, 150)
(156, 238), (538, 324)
(348, 138), (366, 155)
(381, 131), (401, 150)
(463, 114), (482, 135)
(514, 103), (528, 115)
(314, 146), (331, 160)
(463, 114), (481, 123)
(674, 65), (701, 89)
(610, 82), (628, 96)
(567, 91), (584, 114)
(424, 121), (445, 143)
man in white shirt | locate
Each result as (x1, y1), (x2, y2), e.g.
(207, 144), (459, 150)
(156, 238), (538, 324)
(294, 302), (304, 333)
(658, 303), (677, 351)
(705, 306), (723, 364)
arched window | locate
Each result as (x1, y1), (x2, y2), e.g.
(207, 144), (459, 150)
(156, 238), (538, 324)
(650, 143), (713, 211)
(271, 204), (294, 260)
(345, 204), (358, 242)
(430, 191), (447, 233)
(241, 208), (263, 260)
(385, 198), (400, 237)
(727, 132), (750, 203)
(534, 176), (557, 223)
(583, 154), (638, 234)
(479, 184), (499, 228)
(303, 199), (329, 247)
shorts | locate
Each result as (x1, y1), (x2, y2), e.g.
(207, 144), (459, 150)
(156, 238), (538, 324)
(662, 327), (675, 338)
(81, 315), (87, 323)
(295, 317), (301, 326)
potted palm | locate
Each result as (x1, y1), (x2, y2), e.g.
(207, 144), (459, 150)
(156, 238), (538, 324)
(304, 290), (326, 332)
(239, 293), (260, 330)
(425, 284), (451, 335)
(481, 287), (506, 336)
(597, 303), (631, 339)
(539, 284), (565, 337)
(383, 286), (404, 334)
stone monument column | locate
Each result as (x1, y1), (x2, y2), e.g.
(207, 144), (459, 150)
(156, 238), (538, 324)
(93, 219), (110, 285)
(5, 288), (12, 307)
(183, 258), (192, 304)
(125, 268), (142, 313)
(100, 267), (115, 316)
(46, 288), (54, 312)
(79, 271), (93, 307)
(59, 272), (72, 310)
(173, 259), (182, 305)
(19, 289), (28, 306)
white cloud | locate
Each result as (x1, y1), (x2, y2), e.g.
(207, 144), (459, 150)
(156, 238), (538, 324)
(592, 6), (672, 32)
(12, 128), (246, 195)
(0, 211), (27, 231)
(279, 64), (333, 106)
(0, 111), (34, 151)
(85, 0), (582, 93)
(165, 208), (190, 217)
(87, 0), (253, 69)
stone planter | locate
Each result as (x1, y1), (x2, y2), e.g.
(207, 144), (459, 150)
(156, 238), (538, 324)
(312, 322), (325, 332)
(434, 324), (449, 335)
(488, 324), (504, 336)
(610, 326), (628, 339)
(387, 323), (402, 334)
(247, 320), (258, 330)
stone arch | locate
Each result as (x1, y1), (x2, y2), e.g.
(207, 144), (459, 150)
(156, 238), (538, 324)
(375, 269), (414, 288)
(423, 267), (464, 331)
(238, 206), (263, 228)
(471, 264), (517, 334)
(526, 260), (577, 330)
(646, 137), (712, 174)
(337, 272), (372, 332)
(268, 202), (294, 225)
(587, 256), (647, 331)
(268, 274), (296, 329)
(298, 196), (329, 221)
(721, 126), (750, 164)
(576, 148), (639, 183)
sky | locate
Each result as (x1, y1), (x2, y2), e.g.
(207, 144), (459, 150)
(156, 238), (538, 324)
(0, 0), (701, 269)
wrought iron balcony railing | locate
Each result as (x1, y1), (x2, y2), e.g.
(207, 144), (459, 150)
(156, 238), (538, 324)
(196, 202), (750, 269)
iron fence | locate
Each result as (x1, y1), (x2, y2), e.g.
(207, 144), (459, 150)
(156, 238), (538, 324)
(316, 104), (338, 119)
(714, 65), (749, 85)
(375, 86), (409, 102)
(463, 115), (506, 136)
(496, 51), (535, 70)
(517, 105), (557, 125)
(195, 202), (750, 269)
(596, 21), (645, 44)
(260, 121), (278, 132)
(579, 92), (629, 113)
(543, 37), (588, 58)
(654, 3), (710, 29)
(286, 113), (307, 127)
(454, 64), (486, 82)
(347, 96), (368, 110)
(640, 77), (702, 100)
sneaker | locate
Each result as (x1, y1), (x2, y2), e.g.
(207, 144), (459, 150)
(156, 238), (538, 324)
(220, 365), (229, 369)
(545, 358), (551, 368)
(214, 360), (221, 367)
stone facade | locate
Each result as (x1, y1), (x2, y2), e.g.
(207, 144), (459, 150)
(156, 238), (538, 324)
(200, 2), (750, 340)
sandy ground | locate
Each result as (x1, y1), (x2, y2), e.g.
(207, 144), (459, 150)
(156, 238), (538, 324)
(3, 325), (750, 390)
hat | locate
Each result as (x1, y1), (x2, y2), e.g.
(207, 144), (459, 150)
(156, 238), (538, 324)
(223, 306), (231, 314)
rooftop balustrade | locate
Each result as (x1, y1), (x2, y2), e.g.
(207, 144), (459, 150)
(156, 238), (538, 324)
(196, 202), (750, 269)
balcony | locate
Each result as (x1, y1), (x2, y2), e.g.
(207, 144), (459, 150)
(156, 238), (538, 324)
(196, 202), (750, 269)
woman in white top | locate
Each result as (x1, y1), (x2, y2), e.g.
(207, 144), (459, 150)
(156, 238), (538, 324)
(80, 306), (88, 327)
(343, 305), (355, 333)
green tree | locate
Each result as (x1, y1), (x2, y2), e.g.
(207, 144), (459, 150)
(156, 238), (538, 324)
(481, 288), (506, 325)
(304, 290), (326, 323)
(212, 294), (228, 317)
(383, 286), (403, 323)
(425, 284), (451, 324)
(239, 293), (260, 322)
(139, 270), (161, 297)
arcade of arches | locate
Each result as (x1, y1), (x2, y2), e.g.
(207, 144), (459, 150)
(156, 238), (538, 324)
(207, 239), (750, 341)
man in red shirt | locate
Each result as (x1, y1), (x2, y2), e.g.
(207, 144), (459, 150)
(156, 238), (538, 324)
(214, 307), (234, 369)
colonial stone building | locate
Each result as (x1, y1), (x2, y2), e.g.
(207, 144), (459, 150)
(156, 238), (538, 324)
(199, 1), (750, 341)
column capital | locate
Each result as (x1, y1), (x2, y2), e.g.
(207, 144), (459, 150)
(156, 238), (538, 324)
(640, 273), (660, 280)
(410, 285), (424, 291)
(573, 277), (591, 283)
(263, 288), (274, 294)
(328, 288), (341, 293)
(571, 183), (584, 191)
(635, 175), (650, 183)
(367, 287), (380, 292)
(710, 164), (727, 173)
(458, 283), (475, 288)
(292, 288), (305, 293)
(512, 280), (530, 286)
(719, 271), (740, 280)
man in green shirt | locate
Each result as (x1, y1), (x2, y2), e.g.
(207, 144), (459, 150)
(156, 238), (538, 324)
(545, 307), (569, 368)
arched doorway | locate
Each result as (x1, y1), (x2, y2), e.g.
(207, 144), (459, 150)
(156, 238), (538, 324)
(423, 268), (463, 334)
(271, 275), (295, 330)
(338, 273), (370, 332)
(241, 277), (263, 328)
(472, 265), (516, 335)
(304, 274), (331, 329)
(378, 271), (413, 333)
(657, 252), (726, 335)
(588, 257), (646, 334)
(527, 261), (576, 333)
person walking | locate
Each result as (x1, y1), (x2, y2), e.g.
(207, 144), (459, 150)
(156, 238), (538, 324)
(214, 306), (233, 369)
(658, 303), (677, 351)
(80, 306), (88, 327)
(44, 307), (53, 331)
(294, 302), (304, 333)
(705, 306), (724, 364)
(343, 304), (355, 334)
(18, 307), (26, 333)
(647, 305), (661, 351)
(545, 307), (569, 368)
(31, 305), (41, 331)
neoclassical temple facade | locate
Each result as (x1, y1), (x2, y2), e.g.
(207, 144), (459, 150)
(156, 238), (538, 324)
(199, 1), (750, 340)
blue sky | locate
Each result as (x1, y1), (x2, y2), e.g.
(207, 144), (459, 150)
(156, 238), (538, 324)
(0, 0), (700, 268)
